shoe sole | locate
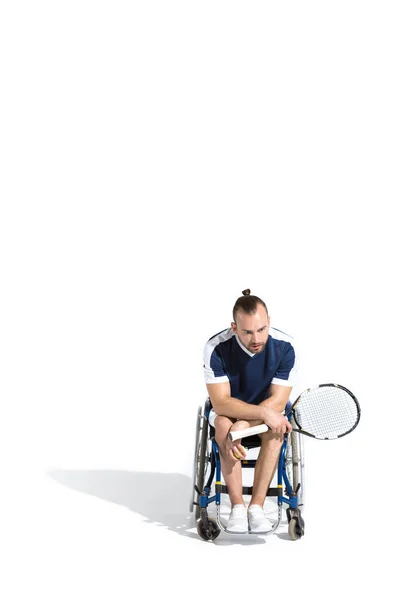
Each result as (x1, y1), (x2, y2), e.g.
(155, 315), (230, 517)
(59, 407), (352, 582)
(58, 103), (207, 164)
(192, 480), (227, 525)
(226, 525), (249, 533)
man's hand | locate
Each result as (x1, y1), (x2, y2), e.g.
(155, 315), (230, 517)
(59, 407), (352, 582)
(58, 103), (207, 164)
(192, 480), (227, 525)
(224, 438), (247, 462)
(261, 406), (292, 435)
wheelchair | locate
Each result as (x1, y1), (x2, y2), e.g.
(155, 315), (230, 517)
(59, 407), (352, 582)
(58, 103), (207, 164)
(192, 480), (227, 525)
(190, 398), (305, 541)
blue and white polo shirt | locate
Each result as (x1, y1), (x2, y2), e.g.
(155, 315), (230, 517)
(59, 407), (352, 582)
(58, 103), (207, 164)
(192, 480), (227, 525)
(203, 326), (297, 405)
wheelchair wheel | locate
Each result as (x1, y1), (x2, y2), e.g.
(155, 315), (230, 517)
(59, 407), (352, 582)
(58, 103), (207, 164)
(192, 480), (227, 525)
(196, 516), (220, 541)
(285, 423), (305, 540)
(190, 404), (211, 520)
(189, 406), (202, 514)
(285, 422), (305, 507)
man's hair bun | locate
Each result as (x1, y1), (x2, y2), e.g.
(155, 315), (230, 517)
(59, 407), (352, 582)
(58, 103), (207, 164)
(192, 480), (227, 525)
(233, 289), (268, 321)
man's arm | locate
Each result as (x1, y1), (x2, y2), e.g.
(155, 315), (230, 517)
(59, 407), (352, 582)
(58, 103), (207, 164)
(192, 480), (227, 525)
(206, 382), (267, 421)
(206, 381), (292, 434)
(259, 383), (292, 413)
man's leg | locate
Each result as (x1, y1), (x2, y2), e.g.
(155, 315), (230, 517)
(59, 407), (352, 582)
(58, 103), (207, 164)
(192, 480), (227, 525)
(250, 430), (284, 507)
(243, 406), (286, 508)
(213, 416), (250, 507)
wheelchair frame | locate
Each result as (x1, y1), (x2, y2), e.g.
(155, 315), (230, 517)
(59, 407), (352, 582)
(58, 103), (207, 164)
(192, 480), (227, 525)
(190, 399), (305, 541)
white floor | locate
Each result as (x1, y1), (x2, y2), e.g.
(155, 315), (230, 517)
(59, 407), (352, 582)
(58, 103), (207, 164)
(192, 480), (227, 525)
(3, 423), (395, 600)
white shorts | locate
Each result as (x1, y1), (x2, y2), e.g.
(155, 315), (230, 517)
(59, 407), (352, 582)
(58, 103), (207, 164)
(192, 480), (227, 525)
(208, 408), (217, 427)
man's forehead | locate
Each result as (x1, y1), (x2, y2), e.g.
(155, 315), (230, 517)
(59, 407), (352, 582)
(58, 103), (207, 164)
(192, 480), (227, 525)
(236, 308), (268, 326)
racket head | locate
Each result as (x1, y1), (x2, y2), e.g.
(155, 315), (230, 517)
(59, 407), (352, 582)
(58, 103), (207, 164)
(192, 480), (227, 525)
(290, 383), (361, 440)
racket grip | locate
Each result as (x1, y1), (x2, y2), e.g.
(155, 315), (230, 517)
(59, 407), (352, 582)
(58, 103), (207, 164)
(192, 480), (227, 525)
(229, 424), (269, 442)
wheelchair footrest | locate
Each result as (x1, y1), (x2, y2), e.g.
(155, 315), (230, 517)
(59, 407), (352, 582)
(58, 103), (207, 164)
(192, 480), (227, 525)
(221, 485), (281, 496)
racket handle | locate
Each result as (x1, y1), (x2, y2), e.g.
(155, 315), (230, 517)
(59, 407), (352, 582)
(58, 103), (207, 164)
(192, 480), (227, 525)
(229, 424), (269, 442)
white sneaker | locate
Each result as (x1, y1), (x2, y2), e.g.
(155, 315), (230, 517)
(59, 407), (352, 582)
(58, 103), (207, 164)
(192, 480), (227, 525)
(227, 504), (248, 533)
(248, 505), (272, 533)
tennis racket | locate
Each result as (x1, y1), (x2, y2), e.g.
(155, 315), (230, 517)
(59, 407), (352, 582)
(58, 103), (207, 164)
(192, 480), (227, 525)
(229, 383), (360, 442)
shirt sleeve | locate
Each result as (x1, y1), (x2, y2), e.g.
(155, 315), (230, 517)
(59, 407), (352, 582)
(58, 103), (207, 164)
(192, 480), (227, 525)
(271, 342), (298, 387)
(203, 342), (229, 384)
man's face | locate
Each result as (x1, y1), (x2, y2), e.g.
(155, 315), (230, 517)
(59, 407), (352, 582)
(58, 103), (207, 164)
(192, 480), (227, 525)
(231, 304), (271, 354)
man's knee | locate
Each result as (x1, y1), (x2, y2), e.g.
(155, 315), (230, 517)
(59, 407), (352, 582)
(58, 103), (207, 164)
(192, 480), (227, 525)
(230, 419), (251, 432)
(259, 430), (284, 444)
(214, 417), (250, 437)
(214, 415), (234, 437)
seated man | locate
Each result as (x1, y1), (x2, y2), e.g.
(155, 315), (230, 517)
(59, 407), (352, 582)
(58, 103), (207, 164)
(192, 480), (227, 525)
(203, 289), (297, 533)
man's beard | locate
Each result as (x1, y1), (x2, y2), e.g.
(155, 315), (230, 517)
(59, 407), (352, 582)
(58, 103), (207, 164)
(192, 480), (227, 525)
(247, 342), (265, 353)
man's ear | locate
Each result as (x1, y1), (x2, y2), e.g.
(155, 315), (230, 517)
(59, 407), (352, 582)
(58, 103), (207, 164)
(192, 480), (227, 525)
(231, 321), (237, 333)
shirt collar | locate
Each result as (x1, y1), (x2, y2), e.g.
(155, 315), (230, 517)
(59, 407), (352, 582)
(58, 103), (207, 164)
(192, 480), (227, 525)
(235, 334), (256, 357)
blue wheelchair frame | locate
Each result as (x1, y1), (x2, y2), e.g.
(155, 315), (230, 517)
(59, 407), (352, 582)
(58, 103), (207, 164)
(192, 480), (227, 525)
(196, 400), (304, 538)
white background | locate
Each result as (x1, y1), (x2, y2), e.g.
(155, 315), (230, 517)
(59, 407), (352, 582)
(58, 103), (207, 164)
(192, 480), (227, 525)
(1, 1), (399, 598)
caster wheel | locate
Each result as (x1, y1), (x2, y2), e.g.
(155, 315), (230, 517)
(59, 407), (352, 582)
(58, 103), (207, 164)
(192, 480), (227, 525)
(196, 517), (221, 541)
(288, 511), (305, 540)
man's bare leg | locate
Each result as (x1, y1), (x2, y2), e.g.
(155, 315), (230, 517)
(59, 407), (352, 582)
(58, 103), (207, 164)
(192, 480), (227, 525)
(214, 416), (250, 507)
(250, 431), (283, 507)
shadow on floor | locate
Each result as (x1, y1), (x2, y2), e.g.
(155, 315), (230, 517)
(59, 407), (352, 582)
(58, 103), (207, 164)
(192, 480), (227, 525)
(47, 469), (291, 545)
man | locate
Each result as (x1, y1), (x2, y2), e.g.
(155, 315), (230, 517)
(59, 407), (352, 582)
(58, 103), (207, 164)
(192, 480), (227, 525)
(203, 289), (297, 533)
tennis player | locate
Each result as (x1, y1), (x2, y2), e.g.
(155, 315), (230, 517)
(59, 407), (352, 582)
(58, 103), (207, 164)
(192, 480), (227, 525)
(203, 289), (298, 533)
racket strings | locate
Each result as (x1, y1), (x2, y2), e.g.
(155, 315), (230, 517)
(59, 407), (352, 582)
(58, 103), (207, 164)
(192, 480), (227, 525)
(293, 386), (359, 439)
